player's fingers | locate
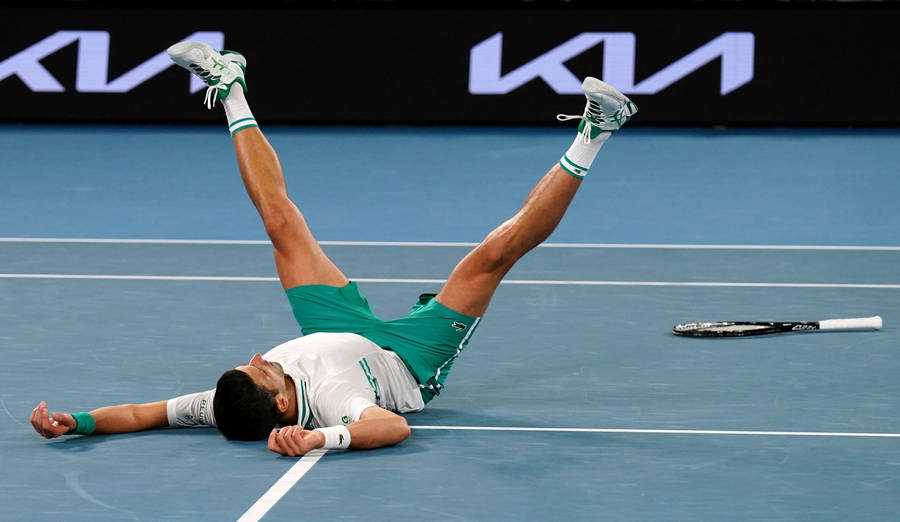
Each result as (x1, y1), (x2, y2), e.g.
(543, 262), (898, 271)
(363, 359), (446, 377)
(277, 428), (300, 456)
(268, 429), (282, 453)
(49, 414), (70, 436)
(29, 406), (45, 437)
(273, 429), (292, 456)
(34, 406), (54, 438)
(268, 429), (284, 455)
(285, 426), (308, 456)
(35, 405), (52, 436)
(279, 427), (302, 456)
(42, 406), (58, 432)
(53, 412), (75, 430)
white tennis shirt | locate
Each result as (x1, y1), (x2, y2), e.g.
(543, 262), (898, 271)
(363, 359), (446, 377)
(166, 332), (425, 429)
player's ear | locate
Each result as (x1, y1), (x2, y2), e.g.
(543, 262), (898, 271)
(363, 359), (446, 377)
(274, 393), (289, 413)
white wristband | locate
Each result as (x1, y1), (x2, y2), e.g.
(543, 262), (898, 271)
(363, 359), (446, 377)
(314, 425), (351, 450)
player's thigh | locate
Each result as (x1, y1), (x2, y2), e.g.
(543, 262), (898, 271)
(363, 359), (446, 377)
(266, 203), (348, 289)
(273, 246), (347, 290)
(435, 245), (512, 317)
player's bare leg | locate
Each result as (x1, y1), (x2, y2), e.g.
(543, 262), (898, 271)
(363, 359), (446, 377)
(436, 78), (638, 317)
(436, 165), (581, 316)
(168, 41), (347, 290)
(231, 128), (348, 289)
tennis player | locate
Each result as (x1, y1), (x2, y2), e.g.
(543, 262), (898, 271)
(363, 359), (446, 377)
(30, 41), (636, 456)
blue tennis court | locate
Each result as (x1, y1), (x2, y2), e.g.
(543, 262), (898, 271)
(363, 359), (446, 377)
(1, 125), (898, 521)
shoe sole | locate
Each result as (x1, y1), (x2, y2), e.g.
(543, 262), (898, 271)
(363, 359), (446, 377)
(583, 76), (627, 102)
(583, 76), (638, 124)
(167, 41), (247, 68)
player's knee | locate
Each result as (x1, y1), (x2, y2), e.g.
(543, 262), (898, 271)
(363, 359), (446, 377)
(475, 236), (521, 275)
(262, 212), (289, 240)
(259, 200), (298, 240)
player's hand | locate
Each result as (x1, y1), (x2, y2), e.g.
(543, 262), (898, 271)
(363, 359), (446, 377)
(30, 401), (76, 439)
(267, 425), (325, 457)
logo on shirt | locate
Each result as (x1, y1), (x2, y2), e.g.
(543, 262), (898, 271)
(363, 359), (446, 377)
(452, 321), (467, 332)
(342, 416), (351, 425)
(198, 399), (208, 424)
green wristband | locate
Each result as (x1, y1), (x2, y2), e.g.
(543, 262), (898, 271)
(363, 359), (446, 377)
(71, 412), (96, 435)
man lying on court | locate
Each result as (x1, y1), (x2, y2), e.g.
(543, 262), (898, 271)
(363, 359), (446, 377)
(30, 42), (637, 456)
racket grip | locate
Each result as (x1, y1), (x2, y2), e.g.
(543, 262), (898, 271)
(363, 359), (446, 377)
(818, 316), (883, 331)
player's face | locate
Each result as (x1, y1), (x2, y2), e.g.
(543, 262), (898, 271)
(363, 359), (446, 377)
(235, 353), (286, 394)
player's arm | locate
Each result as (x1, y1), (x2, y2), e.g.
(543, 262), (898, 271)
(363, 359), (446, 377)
(347, 405), (411, 449)
(268, 405), (410, 457)
(30, 400), (168, 439)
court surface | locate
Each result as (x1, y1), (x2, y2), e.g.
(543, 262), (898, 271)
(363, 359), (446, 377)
(1, 125), (898, 521)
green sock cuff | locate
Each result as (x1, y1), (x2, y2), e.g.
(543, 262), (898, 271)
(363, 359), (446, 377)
(229, 118), (258, 136)
(559, 155), (587, 178)
(72, 412), (96, 435)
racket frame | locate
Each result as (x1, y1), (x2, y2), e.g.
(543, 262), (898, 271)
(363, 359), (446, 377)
(672, 316), (882, 337)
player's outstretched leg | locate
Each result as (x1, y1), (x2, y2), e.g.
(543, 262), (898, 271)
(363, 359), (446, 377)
(435, 77), (637, 317)
(168, 41), (347, 290)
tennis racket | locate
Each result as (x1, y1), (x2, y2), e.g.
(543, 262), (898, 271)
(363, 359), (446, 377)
(672, 316), (882, 337)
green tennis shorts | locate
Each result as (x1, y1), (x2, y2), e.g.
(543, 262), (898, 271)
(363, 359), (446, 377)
(285, 281), (481, 403)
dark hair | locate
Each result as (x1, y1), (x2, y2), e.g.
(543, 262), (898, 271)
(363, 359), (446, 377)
(213, 369), (281, 441)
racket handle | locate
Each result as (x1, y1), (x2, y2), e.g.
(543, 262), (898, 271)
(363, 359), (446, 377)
(818, 316), (883, 331)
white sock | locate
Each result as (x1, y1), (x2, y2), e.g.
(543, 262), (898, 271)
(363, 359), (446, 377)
(223, 86), (257, 136)
(558, 131), (611, 178)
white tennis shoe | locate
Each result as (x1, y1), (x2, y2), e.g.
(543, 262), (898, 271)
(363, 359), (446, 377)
(557, 77), (638, 142)
(167, 41), (247, 109)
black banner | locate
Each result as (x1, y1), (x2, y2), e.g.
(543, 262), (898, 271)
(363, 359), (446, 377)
(2, 5), (899, 125)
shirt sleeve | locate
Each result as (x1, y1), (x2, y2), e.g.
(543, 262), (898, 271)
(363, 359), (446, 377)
(308, 368), (376, 427)
(166, 390), (217, 428)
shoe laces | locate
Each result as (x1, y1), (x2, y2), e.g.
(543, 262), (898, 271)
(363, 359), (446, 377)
(556, 99), (605, 144)
(203, 84), (226, 109)
(191, 59), (239, 110)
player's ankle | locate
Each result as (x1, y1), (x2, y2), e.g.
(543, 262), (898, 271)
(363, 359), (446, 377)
(558, 127), (612, 179)
(223, 87), (257, 136)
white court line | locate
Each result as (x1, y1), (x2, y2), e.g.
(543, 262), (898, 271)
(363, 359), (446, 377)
(1, 273), (899, 289)
(409, 425), (900, 438)
(0, 237), (270, 245)
(498, 280), (900, 289)
(0, 274), (279, 281)
(237, 449), (326, 522)
(236, 426), (898, 522)
(1, 237), (899, 250)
